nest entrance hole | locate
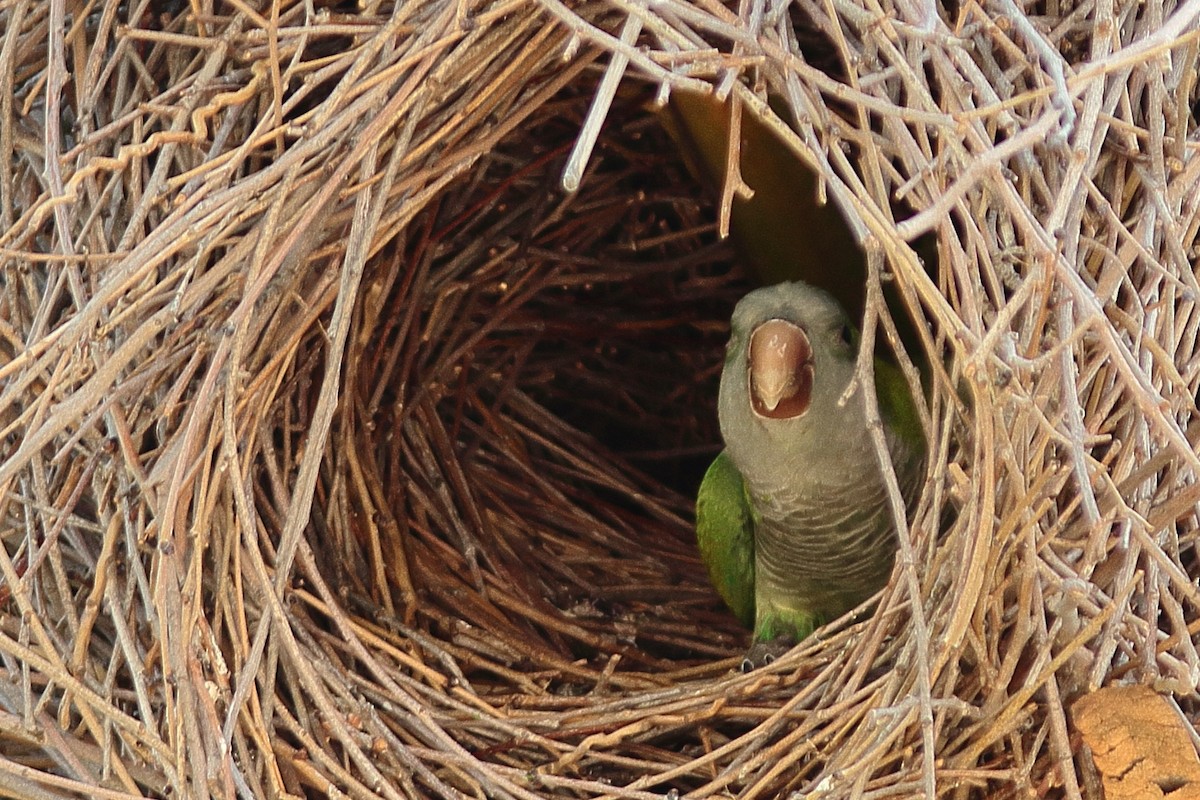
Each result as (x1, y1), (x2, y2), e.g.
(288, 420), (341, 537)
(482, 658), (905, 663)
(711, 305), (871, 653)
(303, 83), (759, 693)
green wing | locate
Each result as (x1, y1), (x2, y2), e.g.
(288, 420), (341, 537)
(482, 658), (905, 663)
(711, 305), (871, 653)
(874, 355), (925, 455)
(695, 450), (756, 628)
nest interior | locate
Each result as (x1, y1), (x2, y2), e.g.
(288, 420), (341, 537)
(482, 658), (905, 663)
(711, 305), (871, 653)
(1, 1), (1199, 799)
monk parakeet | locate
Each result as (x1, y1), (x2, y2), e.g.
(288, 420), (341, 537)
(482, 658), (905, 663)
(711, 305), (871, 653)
(696, 281), (925, 667)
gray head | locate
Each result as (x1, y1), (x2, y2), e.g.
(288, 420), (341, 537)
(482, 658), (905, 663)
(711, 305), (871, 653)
(718, 281), (860, 458)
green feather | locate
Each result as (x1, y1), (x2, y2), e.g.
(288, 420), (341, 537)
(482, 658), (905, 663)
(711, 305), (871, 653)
(695, 451), (756, 628)
(875, 355), (924, 453)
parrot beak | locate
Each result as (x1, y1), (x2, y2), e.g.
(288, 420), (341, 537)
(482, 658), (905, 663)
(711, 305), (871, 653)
(748, 318), (814, 419)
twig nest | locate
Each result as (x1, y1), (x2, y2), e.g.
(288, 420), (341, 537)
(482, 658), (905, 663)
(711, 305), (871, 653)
(0, 1), (1197, 798)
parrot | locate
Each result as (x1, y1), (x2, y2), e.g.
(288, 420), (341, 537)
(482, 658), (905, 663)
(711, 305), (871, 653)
(695, 281), (926, 668)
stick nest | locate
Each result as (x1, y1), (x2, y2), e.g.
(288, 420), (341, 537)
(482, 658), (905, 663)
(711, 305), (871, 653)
(1, 1), (1198, 798)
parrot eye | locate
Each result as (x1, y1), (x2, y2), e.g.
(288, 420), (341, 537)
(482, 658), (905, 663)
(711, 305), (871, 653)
(838, 324), (854, 348)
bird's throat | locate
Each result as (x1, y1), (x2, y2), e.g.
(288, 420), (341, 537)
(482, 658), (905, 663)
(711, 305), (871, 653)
(749, 318), (813, 419)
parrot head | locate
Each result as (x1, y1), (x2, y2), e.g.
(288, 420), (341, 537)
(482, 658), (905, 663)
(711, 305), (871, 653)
(721, 281), (858, 432)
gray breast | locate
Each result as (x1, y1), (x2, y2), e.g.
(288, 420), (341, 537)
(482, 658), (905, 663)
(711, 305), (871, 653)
(750, 425), (922, 620)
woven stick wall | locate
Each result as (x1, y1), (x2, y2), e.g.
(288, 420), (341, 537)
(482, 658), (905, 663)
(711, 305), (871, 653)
(1, 0), (1198, 798)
